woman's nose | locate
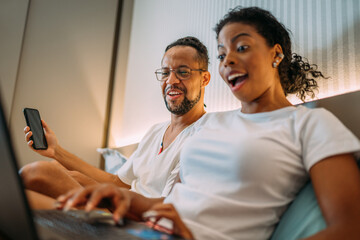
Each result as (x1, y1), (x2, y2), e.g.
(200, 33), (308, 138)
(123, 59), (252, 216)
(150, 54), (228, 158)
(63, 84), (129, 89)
(223, 53), (236, 67)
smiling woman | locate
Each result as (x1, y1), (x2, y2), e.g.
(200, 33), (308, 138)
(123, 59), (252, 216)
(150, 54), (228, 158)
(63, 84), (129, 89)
(215, 12), (324, 113)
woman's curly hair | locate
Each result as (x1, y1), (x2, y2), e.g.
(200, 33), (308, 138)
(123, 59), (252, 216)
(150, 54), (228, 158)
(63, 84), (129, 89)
(214, 6), (326, 101)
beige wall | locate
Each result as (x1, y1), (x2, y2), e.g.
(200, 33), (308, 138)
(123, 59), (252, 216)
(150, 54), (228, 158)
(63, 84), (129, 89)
(1, 0), (118, 167)
(107, 0), (134, 148)
(0, 0), (29, 122)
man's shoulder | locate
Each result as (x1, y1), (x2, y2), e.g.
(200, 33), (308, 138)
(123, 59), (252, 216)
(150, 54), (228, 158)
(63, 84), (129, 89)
(136, 121), (169, 142)
(146, 121), (170, 133)
(192, 109), (239, 126)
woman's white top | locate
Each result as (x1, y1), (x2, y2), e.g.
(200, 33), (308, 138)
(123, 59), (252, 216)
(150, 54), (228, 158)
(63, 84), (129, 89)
(165, 106), (360, 240)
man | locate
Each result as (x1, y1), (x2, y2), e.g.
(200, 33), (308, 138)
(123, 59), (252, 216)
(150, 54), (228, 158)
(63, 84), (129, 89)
(21, 36), (211, 200)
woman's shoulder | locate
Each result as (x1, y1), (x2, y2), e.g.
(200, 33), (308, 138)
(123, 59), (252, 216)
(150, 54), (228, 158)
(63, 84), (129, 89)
(292, 105), (335, 120)
(293, 105), (355, 137)
(295, 105), (338, 120)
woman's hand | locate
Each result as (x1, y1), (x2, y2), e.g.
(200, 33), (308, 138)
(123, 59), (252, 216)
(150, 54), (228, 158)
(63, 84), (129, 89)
(24, 120), (58, 158)
(56, 184), (132, 224)
(143, 203), (194, 240)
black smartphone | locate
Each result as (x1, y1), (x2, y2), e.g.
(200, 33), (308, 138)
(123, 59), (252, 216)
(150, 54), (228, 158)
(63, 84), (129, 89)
(23, 108), (48, 150)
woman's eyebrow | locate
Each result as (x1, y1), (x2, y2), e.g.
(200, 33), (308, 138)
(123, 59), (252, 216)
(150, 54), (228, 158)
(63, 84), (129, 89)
(231, 32), (251, 43)
(218, 32), (251, 49)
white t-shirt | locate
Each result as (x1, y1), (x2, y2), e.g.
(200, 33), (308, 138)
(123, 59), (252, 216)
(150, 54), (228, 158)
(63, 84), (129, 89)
(164, 106), (360, 240)
(117, 118), (204, 198)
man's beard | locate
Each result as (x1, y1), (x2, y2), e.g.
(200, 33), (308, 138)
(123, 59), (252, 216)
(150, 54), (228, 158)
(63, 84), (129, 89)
(164, 87), (201, 115)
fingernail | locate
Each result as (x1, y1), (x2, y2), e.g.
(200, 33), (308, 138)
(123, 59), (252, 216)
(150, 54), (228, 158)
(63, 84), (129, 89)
(142, 210), (158, 219)
(63, 201), (72, 211)
(54, 201), (62, 209)
(116, 218), (124, 226)
(57, 195), (65, 202)
(85, 203), (94, 212)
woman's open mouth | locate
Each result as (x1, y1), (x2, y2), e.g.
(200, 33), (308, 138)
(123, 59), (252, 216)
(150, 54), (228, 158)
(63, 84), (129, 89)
(228, 73), (247, 89)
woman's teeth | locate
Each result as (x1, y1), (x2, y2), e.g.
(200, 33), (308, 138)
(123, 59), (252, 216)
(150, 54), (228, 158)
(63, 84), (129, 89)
(228, 73), (247, 86)
(228, 73), (246, 81)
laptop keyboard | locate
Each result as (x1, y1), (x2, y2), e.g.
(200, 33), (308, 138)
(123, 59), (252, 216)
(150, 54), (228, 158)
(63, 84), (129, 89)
(34, 210), (141, 240)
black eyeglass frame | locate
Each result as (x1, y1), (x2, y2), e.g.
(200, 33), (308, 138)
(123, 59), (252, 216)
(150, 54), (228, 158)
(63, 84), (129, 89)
(154, 67), (206, 81)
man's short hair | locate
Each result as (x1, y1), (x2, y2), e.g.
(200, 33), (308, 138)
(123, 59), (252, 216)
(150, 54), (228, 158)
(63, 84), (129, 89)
(165, 36), (209, 70)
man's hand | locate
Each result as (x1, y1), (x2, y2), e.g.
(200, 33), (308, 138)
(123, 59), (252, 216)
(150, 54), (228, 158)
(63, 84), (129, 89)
(56, 184), (132, 224)
(24, 120), (58, 158)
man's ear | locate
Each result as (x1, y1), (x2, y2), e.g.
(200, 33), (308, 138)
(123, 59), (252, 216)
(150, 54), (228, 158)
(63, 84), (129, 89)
(201, 71), (211, 87)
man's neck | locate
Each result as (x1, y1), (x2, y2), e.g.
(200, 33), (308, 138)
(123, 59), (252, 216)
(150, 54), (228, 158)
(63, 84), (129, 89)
(169, 103), (206, 130)
(161, 103), (206, 151)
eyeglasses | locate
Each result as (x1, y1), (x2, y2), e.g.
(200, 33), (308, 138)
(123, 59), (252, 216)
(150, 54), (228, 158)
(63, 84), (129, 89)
(155, 67), (205, 81)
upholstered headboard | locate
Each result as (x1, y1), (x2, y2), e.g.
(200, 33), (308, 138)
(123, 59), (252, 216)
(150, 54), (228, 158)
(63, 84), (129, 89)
(302, 90), (360, 140)
(271, 90), (360, 240)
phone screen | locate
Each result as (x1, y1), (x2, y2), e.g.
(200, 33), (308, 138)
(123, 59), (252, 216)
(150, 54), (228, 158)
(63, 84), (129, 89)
(23, 108), (48, 150)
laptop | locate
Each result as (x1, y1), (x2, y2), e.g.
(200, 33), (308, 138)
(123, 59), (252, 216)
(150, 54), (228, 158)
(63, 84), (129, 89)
(0, 97), (182, 240)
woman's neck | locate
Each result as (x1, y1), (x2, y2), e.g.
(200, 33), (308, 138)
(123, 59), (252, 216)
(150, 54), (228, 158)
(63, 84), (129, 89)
(240, 87), (293, 114)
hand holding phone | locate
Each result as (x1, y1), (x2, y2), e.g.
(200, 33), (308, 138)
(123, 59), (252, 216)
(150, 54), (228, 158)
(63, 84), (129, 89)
(23, 108), (48, 150)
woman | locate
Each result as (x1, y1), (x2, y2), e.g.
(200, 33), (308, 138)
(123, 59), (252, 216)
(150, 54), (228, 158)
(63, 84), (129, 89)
(58, 7), (360, 240)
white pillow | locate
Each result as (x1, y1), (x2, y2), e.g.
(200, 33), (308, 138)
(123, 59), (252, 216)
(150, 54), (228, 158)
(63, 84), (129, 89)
(97, 148), (127, 174)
